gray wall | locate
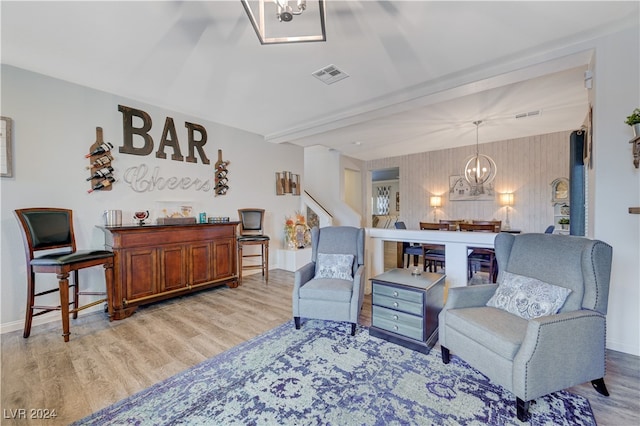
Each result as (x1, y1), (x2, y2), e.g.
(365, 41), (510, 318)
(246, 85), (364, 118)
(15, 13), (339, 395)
(0, 65), (304, 328)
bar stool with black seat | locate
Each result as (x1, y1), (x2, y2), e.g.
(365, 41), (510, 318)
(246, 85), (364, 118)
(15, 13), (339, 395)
(237, 208), (270, 285)
(14, 207), (115, 342)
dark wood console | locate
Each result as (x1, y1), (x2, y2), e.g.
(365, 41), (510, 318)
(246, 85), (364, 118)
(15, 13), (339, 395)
(370, 268), (445, 354)
(99, 222), (239, 320)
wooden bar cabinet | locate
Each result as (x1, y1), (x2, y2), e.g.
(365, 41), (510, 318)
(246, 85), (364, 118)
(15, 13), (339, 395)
(99, 222), (239, 320)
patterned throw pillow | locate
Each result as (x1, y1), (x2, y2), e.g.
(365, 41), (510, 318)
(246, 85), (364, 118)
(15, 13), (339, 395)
(314, 253), (355, 281)
(486, 271), (572, 320)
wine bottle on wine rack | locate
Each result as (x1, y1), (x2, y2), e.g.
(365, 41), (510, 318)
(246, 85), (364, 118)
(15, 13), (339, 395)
(86, 154), (114, 169)
(87, 127), (115, 192)
(86, 166), (114, 181)
(87, 176), (116, 193)
(85, 142), (113, 158)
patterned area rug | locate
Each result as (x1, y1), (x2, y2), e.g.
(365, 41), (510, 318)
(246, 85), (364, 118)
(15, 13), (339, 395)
(74, 320), (595, 425)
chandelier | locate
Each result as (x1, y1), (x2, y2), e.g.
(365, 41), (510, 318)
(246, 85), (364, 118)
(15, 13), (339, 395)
(242, 0), (327, 45)
(463, 120), (497, 191)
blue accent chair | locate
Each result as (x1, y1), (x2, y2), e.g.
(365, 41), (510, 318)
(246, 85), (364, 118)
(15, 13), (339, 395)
(439, 233), (612, 421)
(293, 226), (365, 336)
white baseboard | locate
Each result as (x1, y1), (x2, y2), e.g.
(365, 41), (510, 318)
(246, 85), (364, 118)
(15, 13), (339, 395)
(1, 304), (103, 335)
(607, 338), (640, 357)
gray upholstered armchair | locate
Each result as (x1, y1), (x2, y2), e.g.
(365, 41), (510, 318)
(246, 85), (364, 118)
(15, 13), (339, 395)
(293, 226), (365, 336)
(439, 233), (612, 422)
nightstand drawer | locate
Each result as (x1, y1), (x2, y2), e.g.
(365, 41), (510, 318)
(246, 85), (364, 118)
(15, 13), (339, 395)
(373, 293), (423, 315)
(373, 282), (423, 304)
(372, 305), (423, 340)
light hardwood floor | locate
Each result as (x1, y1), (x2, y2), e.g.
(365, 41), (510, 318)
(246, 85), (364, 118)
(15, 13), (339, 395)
(1, 269), (638, 425)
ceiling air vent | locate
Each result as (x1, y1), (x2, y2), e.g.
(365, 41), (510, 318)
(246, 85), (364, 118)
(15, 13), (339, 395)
(312, 64), (349, 85)
(515, 110), (542, 119)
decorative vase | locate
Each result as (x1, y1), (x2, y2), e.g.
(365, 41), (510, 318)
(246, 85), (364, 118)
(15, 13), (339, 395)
(633, 123), (640, 138)
(285, 232), (297, 250)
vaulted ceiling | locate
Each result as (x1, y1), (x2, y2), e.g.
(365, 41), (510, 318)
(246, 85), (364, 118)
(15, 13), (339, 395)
(2, 1), (638, 161)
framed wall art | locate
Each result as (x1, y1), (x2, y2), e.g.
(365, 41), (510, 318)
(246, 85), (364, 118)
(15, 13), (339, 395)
(1, 116), (13, 178)
(449, 175), (495, 201)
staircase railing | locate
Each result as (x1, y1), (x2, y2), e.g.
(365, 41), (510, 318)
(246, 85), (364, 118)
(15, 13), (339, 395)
(302, 190), (333, 228)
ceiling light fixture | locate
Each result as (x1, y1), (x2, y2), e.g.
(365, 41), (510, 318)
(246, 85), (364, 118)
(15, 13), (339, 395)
(463, 120), (497, 193)
(242, 0), (326, 45)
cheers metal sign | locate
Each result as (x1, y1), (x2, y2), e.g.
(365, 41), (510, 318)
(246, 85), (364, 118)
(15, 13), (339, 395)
(117, 105), (228, 195)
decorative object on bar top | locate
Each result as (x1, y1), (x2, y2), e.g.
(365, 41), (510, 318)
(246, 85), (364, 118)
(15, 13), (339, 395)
(103, 209), (122, 227)
(284, 211), (311, 249)
(242, 0), (327, 45)
(276, 171), (300, 196)
(214, 149), (230, 196)
(133, 210), (149, 226)
(462, 120), (497, 195)
(429, 196), (442, 222)
(157, 204), (197, 225)
(208, 216), (231, 223)
(499, 192), (514, 231)
(87, 127), (115, 192)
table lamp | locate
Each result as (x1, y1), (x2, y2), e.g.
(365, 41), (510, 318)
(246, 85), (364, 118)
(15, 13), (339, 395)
(499, 193), (514, 230)
(430, 196), (442, 222)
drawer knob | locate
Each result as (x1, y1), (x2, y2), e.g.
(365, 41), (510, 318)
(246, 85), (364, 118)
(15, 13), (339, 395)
(393, 325), (399, 331)
(393, 315), (398, 320)
(393, 302), (399, 308)
(393, 291), (399, 297)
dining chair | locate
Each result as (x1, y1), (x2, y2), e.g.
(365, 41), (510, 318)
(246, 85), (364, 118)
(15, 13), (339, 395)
(439, 219), (463, 231)
(472, 220), (502, 232)
(394, 221), (422, 267)
(14, 207), (115, 342)
(419, 222), (447, 272)
(460, 223), (497, 232)
(460, 223), (498, 283)
(418, 222), (449, 231)
(237, 208), (270, 284)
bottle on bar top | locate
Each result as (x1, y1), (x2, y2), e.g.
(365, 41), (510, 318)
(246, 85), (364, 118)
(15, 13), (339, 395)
(87, 176), (115, 193)
(86, 166), (114, 181)
(86, 155), (113, 169)
(85, 142), (114, 158)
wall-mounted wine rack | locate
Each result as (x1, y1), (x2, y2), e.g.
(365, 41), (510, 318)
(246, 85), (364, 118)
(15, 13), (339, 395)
(214, 149), (229, 196)
(87, 127), (115, 193)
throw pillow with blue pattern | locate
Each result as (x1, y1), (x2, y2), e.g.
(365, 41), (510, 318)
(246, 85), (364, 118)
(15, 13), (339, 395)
(314, 253), (354, 281)
(486, 271), (572, 319)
